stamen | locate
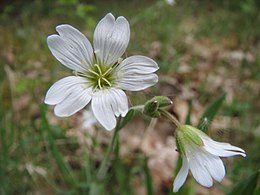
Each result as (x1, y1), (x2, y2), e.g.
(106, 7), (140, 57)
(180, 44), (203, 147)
(103, 67), (113, 77)
(73, 71), (95, 79)
(101, 77), (112, 86)
(94, 64), (103, 75)
(87, 69), (99, 77)
(98, 78), (103, 89)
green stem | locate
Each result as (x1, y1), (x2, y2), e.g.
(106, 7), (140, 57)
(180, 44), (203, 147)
(130, 105), (144, 112)
(160, 110), (182, 128)
(97, 117), (122, 180)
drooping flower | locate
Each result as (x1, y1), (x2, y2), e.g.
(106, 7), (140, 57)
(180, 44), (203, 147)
(44, 13), (159, 130)
(173, 125), (246, 192)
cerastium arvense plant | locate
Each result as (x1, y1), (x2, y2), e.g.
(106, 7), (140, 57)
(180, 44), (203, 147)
(44, 13), (246, 192)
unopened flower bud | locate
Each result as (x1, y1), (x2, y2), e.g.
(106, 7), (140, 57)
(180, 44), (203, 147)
(143, 96), (172, 117)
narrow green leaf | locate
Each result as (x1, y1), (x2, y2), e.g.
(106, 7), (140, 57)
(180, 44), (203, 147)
(228, 170), (259, 195)
(117, 109), (135, 130)
(114, 139), (131, 195)
(253, 187), (260, 195)
(143, 157), (154, 195)
(185, 100), (192, 125)
(40, 104), (77, 187)
(197, 94), (226, 133)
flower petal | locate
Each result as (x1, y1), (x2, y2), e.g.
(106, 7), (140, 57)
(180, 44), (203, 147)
(115, 55), (159, 91)
(109, 88), (128, 117)
(56, 25), (94, 66)
(199, 150), (225, 182)
(54, 85), (92, 117)
(188, 146), (213, 187)
(91, 88), (128, 131)
(91, 89), (116, 131)
(93, 13), (130, 66)
(116, 74), (158, 91)
(202, 138), (246, 157)
(173, 156), (189, 192)
(44, 76), (89, 105)
(47, 24), (93, 72)
(116, 55), (159, 73)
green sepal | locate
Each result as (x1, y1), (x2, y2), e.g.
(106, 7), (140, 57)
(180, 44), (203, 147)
(175, 125), (204, 156)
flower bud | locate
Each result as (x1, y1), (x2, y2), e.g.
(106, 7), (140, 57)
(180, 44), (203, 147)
(143, 96), (172, 117)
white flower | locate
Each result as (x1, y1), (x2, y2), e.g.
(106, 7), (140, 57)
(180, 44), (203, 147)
(165, 0), (175, 6)
(82, 109), (98, 129)
(44, 13), (159, 131)
(173, 125), (246, 192)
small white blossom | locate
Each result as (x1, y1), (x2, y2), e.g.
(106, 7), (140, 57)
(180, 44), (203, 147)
(173, 125), (246, 192)
(44, 13), (159, 130)
(82, 109), (98, 129)
(165, 0), (175, 6)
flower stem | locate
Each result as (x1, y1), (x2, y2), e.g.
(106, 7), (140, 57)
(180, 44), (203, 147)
(130, 105), (144, 112)
(97, 117), (122, 180)
(160, 110), (182, 128)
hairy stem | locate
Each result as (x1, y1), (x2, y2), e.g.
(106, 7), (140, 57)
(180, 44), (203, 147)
(161, 110), (182, 128)
(97, 117), (121, 180)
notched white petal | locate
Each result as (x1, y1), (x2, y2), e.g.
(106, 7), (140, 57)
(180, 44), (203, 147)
(93, 13), (130, 65)
(54, 85), (92, 117)
(91, 90), (117, 131)
(44, 76), (88, 105)
(116, 55), (159, 74)
(202, 138), (246, 157)
(91, 88), (128, 131)
(56, 24), (94, 67)
(47, 24), (94, 72)
(110, 88), (128, 117)
(115, 55), (159, 91)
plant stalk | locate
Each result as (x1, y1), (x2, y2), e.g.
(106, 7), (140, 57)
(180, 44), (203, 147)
(97, 117), (121, 180)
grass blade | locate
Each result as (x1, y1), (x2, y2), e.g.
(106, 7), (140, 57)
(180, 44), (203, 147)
(40, 104), (77, 187)
(143, 157), (154, 195)
(228, 170), (259, 195)
(197, 94), (226, 133)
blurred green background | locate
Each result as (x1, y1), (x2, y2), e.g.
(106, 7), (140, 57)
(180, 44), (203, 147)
(0, 0), (259, 194)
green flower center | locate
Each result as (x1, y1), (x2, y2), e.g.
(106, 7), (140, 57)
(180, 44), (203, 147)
(74, 64), (115, 90)
(87, 64), (114, 89)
